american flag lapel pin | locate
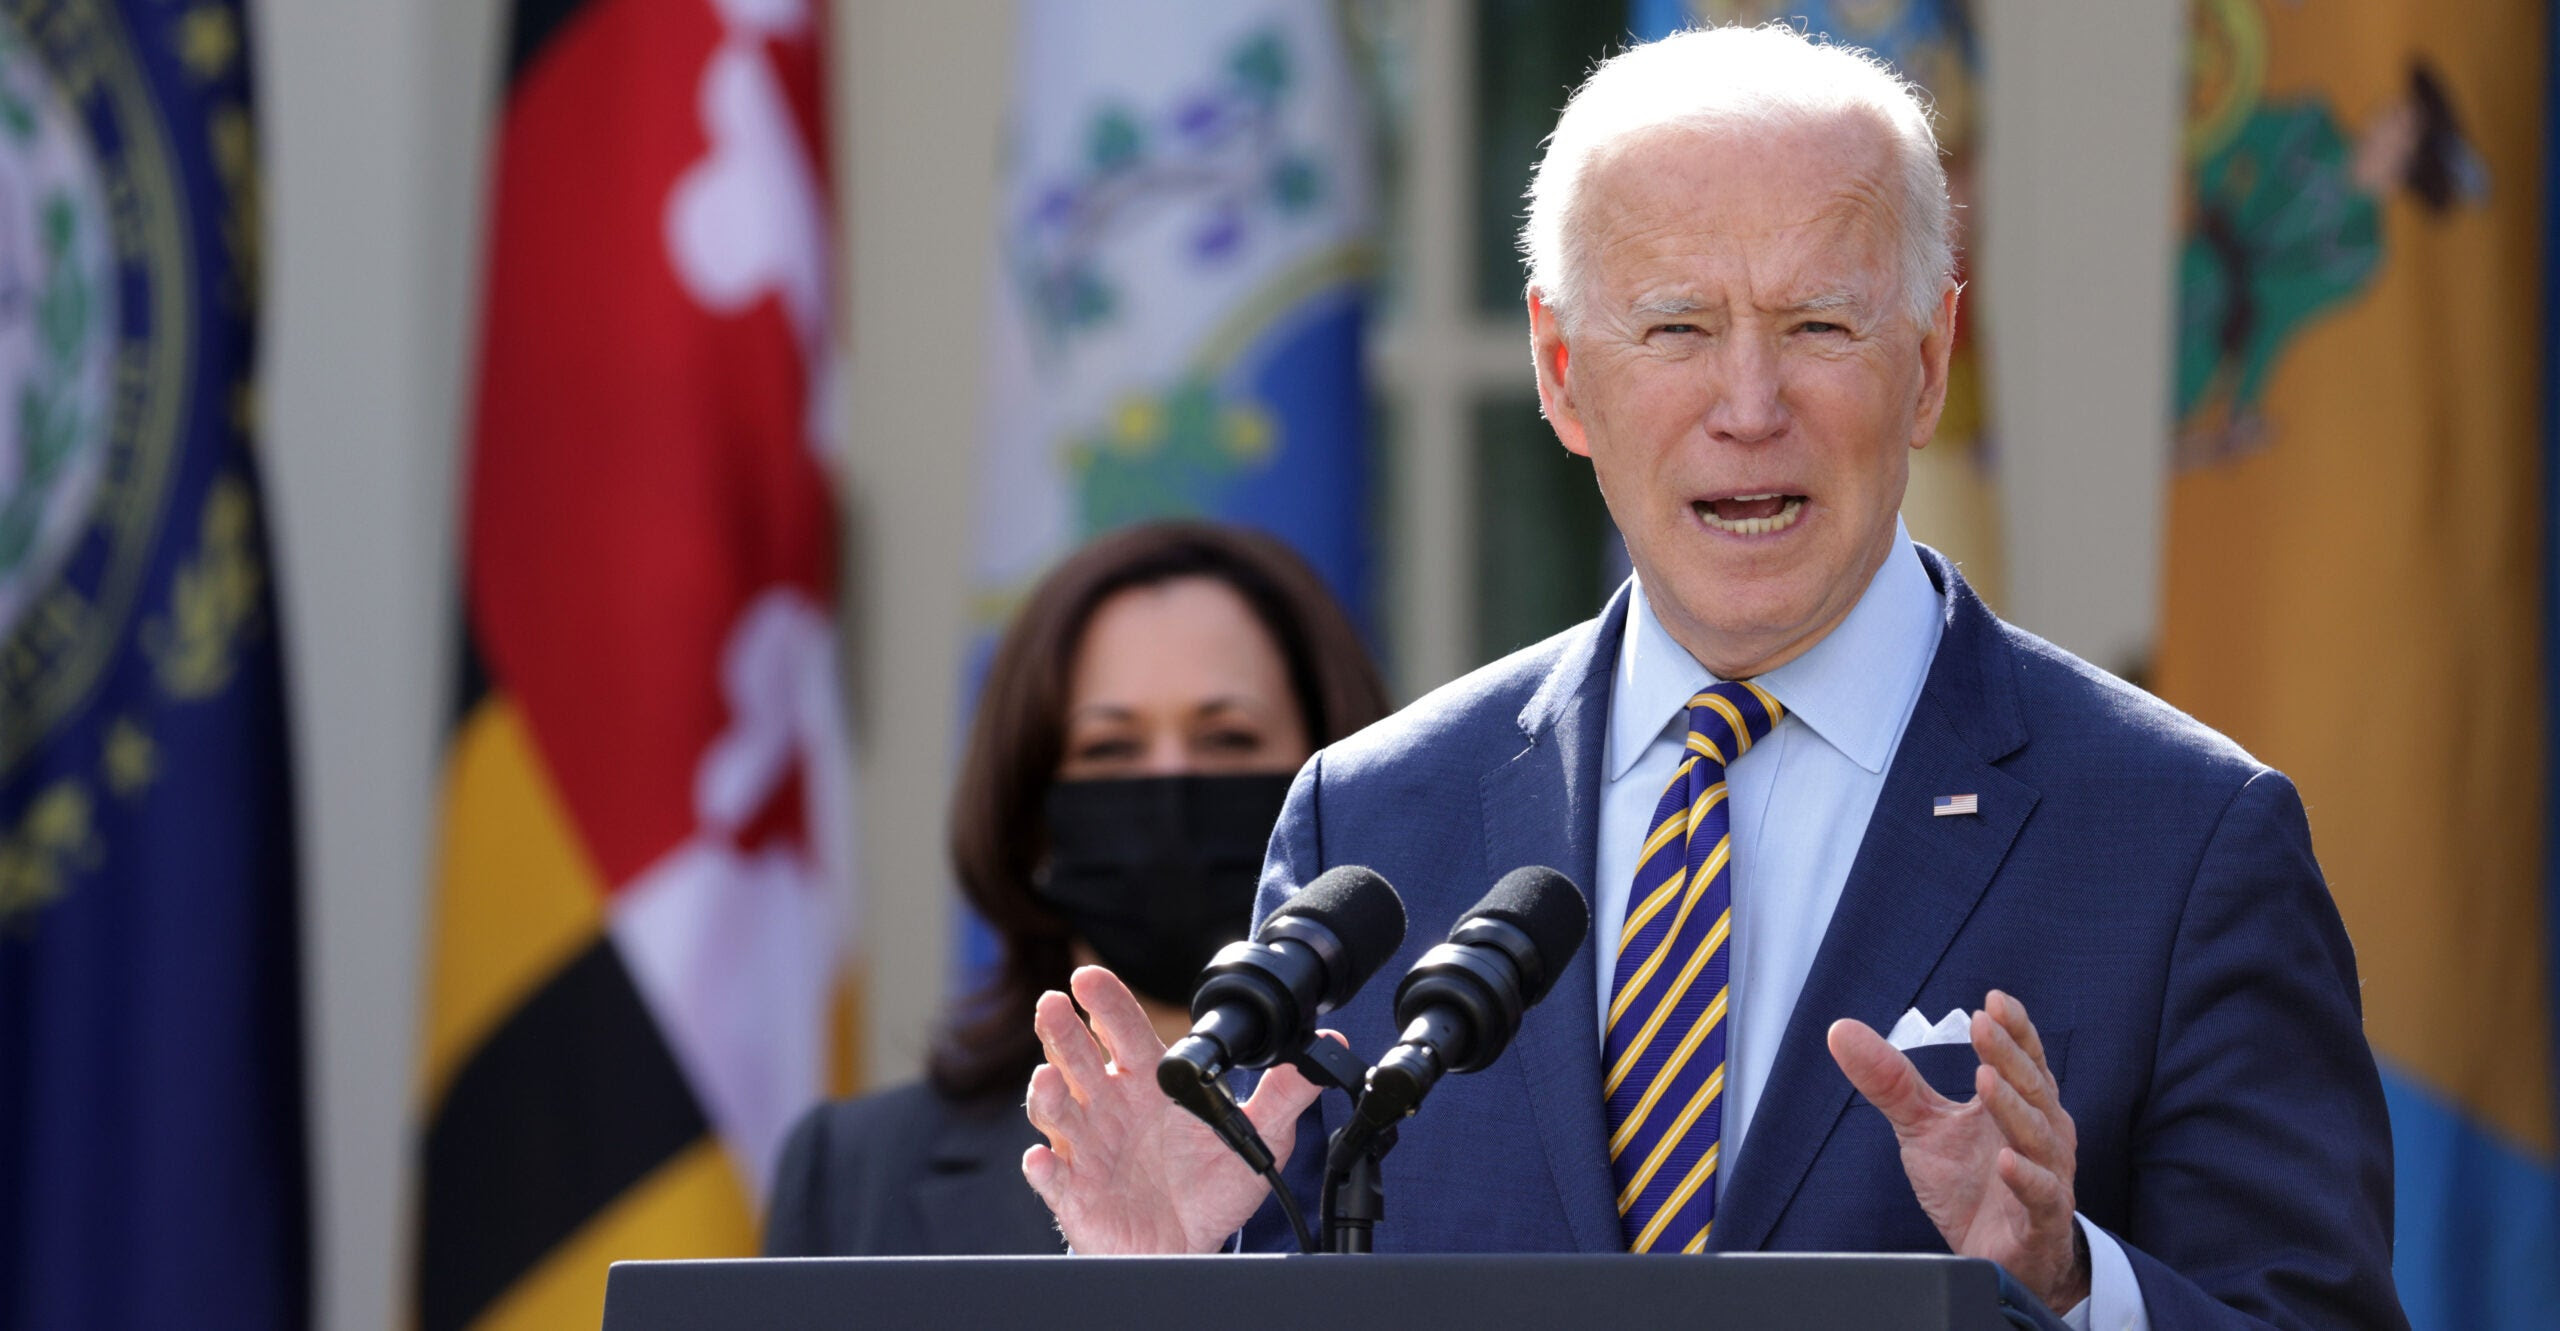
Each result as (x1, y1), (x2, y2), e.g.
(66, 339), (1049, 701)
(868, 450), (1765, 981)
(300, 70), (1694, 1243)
(1933, 793), (1979, 817)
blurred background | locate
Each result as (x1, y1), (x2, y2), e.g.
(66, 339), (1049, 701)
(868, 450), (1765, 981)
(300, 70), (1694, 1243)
(0, 0), (2548, 1328)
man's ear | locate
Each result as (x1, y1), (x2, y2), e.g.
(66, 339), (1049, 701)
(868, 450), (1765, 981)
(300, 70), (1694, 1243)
(1529, 288), (1594, 459)
(1908, 282), (1959, 452)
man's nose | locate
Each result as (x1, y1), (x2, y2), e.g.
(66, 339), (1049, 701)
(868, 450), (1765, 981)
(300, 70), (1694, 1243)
(1704, 336), (1786, 444)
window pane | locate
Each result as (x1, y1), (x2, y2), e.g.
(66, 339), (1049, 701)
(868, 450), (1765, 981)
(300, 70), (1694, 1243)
(1472, 0), (1630, 317)
(1474, 395), (1621, 662)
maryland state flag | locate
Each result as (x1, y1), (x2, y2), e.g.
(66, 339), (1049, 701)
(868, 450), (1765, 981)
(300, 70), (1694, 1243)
(2159, 1), (2556, 1324)
(417, 2), (854, 1328)
(0, 3), (304, 1329)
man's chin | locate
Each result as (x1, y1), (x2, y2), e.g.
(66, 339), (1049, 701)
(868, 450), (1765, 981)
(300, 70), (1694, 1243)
(1650, 583), (1832, 676)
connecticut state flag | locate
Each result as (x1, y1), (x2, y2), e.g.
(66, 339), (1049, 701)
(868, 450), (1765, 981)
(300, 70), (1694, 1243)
(0, 3), (307, 1330)
(971, 0), (1378, 656)
(415, 2), (856, 1330)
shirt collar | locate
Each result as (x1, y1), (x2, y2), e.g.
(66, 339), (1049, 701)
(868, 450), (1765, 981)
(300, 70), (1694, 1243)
(1607, 519), (1944, 780)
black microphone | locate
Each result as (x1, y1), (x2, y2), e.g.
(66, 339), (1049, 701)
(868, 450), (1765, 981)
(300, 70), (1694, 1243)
(1157, 864), (1407, 1098)
(1363, 866), (1589, 1122)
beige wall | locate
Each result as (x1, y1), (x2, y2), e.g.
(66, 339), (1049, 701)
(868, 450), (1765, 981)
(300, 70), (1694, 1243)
(251, 2), (2177, 1326)
(1978, 0), (2184, 675)
(835, 0), (1012, 1109)
(257, 1), (497, 1327)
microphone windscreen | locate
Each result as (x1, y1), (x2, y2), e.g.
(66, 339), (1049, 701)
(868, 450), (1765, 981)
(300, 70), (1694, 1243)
(1463, 866), (1590, 1003)
(1266, 864), (1407, 989)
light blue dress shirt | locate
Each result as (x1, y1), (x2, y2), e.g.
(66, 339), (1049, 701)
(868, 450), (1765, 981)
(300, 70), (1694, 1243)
(1591, 521), (2146, 1331)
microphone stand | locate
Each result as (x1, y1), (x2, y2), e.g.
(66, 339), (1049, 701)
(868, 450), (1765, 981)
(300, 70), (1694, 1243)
(1319, 1055), (1428, 1254)
(1256, 1033), (1373, 1254)
(1164, 1030), (1370, 1256)
(1168, 1031), (1388, 1256)
(1318, 1117), (1395, 1252)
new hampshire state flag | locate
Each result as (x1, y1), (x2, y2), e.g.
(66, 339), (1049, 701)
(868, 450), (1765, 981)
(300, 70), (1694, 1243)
(2158, 1), (2556, 1325)
(0, 3), (305, 1330)
(971, 0), (1376, 649)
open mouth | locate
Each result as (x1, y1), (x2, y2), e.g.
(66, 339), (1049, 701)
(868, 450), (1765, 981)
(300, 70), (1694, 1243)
(1693, 493), (1807, 536)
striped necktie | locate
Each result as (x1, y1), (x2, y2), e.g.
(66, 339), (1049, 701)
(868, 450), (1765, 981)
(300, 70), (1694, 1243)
(1605, 679), (1784, 1253)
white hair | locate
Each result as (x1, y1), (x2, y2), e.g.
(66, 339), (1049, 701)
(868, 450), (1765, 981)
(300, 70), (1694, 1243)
(1521, 24), (1955, 332)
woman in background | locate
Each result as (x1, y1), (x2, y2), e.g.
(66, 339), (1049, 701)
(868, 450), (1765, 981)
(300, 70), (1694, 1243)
(763, 521), (1389, 1255)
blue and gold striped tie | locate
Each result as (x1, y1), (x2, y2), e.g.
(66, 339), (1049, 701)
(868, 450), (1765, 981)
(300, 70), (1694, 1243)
(1605, 679), (1784, 1253)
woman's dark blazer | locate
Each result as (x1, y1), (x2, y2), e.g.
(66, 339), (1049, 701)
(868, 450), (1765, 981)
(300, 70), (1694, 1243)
(763, 1081), (1065, 1256)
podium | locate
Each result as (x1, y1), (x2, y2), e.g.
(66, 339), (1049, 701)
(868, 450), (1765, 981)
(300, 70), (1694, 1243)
(602, 1253), (2046, 1329)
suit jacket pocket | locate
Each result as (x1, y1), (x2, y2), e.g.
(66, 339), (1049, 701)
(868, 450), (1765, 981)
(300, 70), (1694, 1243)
(1847, 1029), (2072, 1108)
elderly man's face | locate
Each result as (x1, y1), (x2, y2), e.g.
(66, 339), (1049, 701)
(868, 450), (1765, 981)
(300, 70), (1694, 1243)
(1531, 116), (1954, 678)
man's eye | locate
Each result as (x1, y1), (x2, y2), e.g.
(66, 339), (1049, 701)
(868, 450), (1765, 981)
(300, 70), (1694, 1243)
(1655, 323), (1701, 336)
(1796, 320), (1846, 335)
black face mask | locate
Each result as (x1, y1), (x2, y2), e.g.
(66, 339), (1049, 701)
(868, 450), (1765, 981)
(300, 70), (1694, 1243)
(1035, 773), (1295, 1009)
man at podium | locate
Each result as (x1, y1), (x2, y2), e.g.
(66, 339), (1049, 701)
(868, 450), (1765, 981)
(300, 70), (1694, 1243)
(1021, 25), (2403, 1331)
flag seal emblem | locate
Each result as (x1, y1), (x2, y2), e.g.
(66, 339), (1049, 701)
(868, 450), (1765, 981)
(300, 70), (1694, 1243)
(0, 5), (192, 783)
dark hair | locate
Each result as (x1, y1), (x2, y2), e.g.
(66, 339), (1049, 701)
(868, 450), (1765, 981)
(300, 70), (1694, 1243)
(927, 522), (1391, 1101)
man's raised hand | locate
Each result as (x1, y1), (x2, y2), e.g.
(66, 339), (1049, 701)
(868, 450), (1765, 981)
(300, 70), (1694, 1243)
(1021, 965), (1324, 1253)
(1827, 990), (2089, 1314)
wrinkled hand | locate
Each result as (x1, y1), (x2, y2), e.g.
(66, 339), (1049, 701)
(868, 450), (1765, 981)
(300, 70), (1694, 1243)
(1828, 990), (2087, 1314)
(1021, 965), (1325, 1254)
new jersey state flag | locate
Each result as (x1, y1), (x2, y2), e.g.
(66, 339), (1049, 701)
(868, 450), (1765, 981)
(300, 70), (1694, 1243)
(2159, 2), (2556, 1325)
(0, 3), (306, 1329)
(415, 2), (856, 1329)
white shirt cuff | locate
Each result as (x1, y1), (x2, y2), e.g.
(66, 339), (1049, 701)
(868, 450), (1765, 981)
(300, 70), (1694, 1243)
(2058, 1212), (2149, 1331)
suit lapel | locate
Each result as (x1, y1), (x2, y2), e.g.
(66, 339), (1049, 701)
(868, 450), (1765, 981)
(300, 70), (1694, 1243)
(1710, 550), (2039, 1253)
(1474, 581), (1630, 1253)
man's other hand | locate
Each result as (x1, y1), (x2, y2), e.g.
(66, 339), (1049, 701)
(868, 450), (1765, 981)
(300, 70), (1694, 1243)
(1021, 965), (1324, 1253)
(1827, 990), (2090, 1314)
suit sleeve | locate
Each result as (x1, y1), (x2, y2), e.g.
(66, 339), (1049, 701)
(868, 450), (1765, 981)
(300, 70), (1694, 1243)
(761, 1099), (836, 1256)
(2112, 769), (2407, 1329)
(1239, 753), (1337, 1253)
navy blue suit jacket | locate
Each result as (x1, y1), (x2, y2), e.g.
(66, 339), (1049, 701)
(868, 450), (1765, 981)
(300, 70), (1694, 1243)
(1246, 548), (2403, 1329)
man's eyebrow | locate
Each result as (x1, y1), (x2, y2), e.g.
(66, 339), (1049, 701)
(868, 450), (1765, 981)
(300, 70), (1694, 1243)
(1777, 289), (1863, 314)
(1630, 295), (1715, 318)
(1627, 291), (1865, 319)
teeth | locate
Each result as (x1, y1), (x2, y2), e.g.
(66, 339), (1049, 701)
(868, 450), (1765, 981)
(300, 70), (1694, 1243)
(1697, 495), (1806, 536)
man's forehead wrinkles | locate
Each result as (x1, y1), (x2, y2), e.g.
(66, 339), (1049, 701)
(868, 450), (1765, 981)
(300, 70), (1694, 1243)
(1597, 217), (1892, 297)
(1601, 232), (1878, 307)
(1598, 204), (1883, 276)
(1597, 163), (1904, 267)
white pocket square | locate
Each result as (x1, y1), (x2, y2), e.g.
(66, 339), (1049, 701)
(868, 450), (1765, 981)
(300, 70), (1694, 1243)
(1886, 1007), (1973, 1051)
